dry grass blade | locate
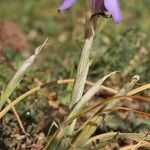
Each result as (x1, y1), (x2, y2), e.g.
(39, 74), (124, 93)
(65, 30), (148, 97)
(57, 78), (117, 94)
(132, 95), (150, 102)
(70, 76), (140, 148)
(120, 143), (150, 150)
(7, 99), (25, 133)
(127, 83), (150, 95)
(131, 132), (149, 150)
(65, 96), (133, 125)
(0, 87), (39, 119)
(86, 132), (150, 146)
(107, 106), (150, 118)
(105, 75), (140, 110)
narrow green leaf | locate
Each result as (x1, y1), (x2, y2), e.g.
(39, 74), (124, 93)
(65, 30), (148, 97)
(0, 38), (48, 109)
(68, 71), (117, 120)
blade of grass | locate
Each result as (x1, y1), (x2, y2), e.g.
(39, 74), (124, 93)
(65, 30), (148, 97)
(0, 38), (48, 110)
(85, 132), (150, 147)
(131, 95), (150, 102)
(105, 75), (140, 110)
(127, 83), (150, 95)
(120, 143), (150, 150)
(7, 99), (25, 133)
(131, 135), (149, 150)
(70, 17), (96, 108)
(0, 87), (40, 119)
(65, 71), (117, 144)
(45, 78), (117, 95)
(65, 96), (133, 125)
(71, 75), (140, 148)
(66, 97), (135, 134)
(68, 15), (99, 136)
(67, 71), (117, 120)
(110, 107), (150, 118)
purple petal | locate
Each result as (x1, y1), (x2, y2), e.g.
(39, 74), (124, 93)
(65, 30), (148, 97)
(91, 0), (96, 12)
(58, 0), (76, 11)
(104, 0), (122, 23)
(92, 0), (106, 13)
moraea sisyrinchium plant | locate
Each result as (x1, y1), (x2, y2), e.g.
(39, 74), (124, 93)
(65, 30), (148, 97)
(58, 0), (122, 23)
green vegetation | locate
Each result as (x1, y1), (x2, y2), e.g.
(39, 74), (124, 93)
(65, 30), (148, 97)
(0, 0), (149, 149)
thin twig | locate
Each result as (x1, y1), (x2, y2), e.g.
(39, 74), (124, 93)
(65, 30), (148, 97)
(7, 99), (25, 133)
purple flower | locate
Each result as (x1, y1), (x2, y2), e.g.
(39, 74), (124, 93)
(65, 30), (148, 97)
(58, 0), (122, 24)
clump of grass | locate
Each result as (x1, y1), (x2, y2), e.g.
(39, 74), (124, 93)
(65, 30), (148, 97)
(44, 14), (150, 149)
